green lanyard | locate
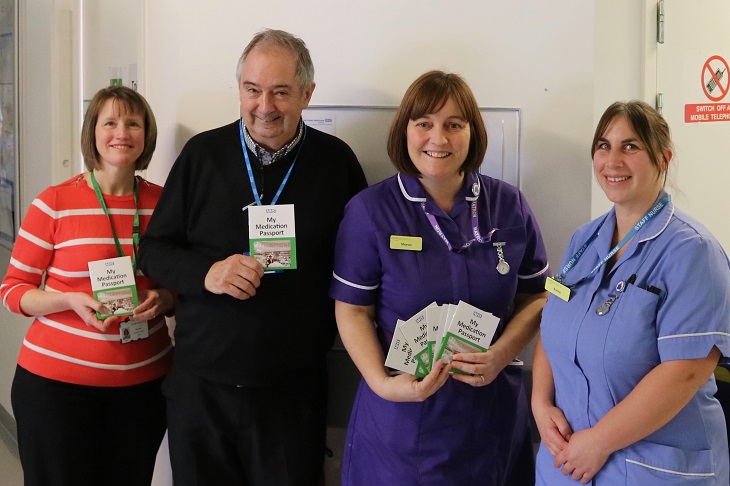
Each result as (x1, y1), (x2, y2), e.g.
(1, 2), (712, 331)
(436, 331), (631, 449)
(90, 171), (139, 272)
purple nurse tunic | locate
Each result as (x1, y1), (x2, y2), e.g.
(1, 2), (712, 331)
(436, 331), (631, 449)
(330, 172), (549, 485)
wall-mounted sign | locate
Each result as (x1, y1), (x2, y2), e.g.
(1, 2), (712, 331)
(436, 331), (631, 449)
(685, 53), (730, 123)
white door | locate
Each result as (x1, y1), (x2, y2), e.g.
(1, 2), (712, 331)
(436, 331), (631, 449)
(655, 0), (730, 250)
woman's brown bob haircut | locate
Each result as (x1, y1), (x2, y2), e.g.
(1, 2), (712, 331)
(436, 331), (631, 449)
(80, 86), (157, 171)
(387, 70), (487, 177)
(591, 100), (673, 178)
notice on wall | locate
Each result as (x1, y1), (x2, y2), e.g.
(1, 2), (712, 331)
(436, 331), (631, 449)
(685, 52), (730, 123)
(302, 111), (336, 135)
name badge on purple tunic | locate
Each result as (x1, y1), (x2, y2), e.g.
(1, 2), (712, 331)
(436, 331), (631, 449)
(390, 235), (423, 251)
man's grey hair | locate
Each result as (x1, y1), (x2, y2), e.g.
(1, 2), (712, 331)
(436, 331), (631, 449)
(236, 28), (315, 90)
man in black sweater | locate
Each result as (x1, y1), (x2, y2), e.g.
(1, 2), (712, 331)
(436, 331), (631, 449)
(139, 28), (366, 485)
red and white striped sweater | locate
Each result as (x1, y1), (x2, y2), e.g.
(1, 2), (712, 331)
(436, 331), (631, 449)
(1, 174), (172, 387)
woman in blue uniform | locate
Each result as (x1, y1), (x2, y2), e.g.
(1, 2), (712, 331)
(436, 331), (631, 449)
(533, 100), (730, 485)
(330, 70), (550, 485)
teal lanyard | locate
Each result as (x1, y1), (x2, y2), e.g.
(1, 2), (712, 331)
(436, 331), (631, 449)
(90, 171), (139, 272)
(554, 193), (670, 287)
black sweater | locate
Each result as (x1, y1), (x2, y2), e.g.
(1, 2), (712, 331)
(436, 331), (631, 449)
(139, 120), (367, 385)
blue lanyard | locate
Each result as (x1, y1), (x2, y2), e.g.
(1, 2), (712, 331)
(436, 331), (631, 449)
(555, 193), (670, 287)
(239, 119), (304, 206)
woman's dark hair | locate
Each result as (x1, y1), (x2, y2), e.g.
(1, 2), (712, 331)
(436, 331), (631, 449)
(592, 100), (673, 179)
(387, 70), (487, 176)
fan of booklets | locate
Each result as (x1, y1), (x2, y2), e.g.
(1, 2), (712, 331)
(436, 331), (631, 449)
(385, 300), (521, 377)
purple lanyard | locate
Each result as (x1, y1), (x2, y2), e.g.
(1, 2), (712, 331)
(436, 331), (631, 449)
(421, 200), (496, 252)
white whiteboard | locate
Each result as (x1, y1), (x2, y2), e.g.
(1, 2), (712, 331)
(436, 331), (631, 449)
(303, 106), (521, 187)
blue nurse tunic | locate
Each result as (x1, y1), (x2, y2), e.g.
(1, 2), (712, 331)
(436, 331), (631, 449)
(537, 194), (730, 485)
(330, 172), (549, 485)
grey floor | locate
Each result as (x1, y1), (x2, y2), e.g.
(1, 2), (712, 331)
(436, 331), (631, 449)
(0, 410), (534, 486)
(0, 421), (344, 486)
(0, 430), (22, 486)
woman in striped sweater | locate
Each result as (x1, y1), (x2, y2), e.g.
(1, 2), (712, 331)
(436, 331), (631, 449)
(1, 86), (173, 486)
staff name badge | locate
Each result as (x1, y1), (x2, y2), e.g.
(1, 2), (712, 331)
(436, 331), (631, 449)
(88, 256), (139, 319)
(248, 204), (297, 270)
(390, 235), (423, 251)
(545, 276), (571, 302)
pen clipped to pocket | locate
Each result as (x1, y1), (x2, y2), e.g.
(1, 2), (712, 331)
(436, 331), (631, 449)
(626, 274), (661, 295)
(643, 285), (661, 295)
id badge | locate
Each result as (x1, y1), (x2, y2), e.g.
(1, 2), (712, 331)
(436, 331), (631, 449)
(120, 319), (149, 344)
(545, 276), (571, 302)
(389, 235), (422, 251)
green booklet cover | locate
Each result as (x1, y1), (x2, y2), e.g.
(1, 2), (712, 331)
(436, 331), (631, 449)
(247, 204), (297, 270)
(435, 301), (500, 374)
(88, 256), (138, 319)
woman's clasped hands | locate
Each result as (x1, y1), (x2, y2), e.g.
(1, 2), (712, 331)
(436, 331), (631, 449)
(66, 288), (174, 332)
(533, 400), (611, 485)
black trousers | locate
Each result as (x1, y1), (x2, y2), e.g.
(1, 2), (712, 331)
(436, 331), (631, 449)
(11, 365), (166, 486)
(164, 365), (327, 486)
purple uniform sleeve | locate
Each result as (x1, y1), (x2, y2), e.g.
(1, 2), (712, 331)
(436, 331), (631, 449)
(515, 190), (551, 294)
(329, 195), (381, 306)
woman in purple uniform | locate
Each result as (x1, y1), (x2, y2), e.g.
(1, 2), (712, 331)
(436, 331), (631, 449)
(330, 70), (550, 485)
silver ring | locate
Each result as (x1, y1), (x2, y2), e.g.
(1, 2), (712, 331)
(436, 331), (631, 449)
(479, 374), (485, 384)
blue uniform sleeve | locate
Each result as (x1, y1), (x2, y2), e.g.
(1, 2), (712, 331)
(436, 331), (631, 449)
(656, 234), (730, 361)
(329, 194), (381, 306)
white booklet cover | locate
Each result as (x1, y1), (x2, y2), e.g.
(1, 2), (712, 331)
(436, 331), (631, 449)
(399, 303), (437, 373)
(247, 204), (297, 270)
(385, 321), (427, 376)
(88, 256), (138, 319)
(425, 304), (444, 370)
(435, 301), (500, 374)
(441, 304), (457, 345)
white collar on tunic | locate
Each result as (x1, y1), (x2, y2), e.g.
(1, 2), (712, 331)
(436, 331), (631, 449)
(396, 172), (482, 204)
(602, 190), (674, 245)
(637, 191), (674, 244)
